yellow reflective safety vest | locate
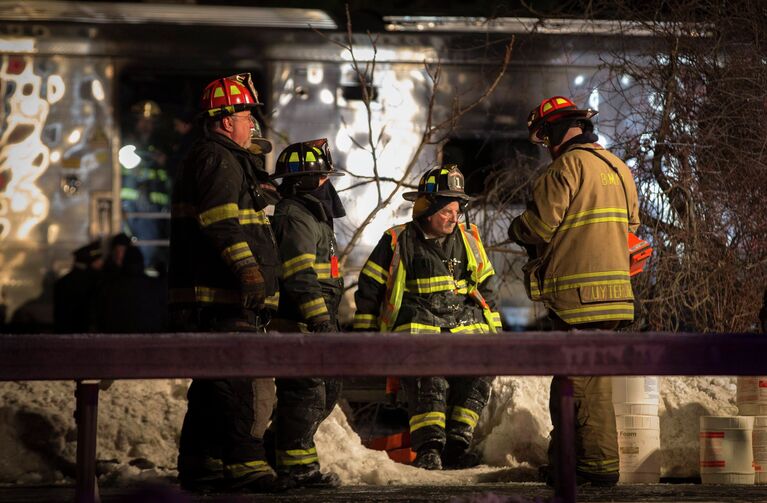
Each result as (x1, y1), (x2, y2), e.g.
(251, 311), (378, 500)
(354, 221), (502, 334)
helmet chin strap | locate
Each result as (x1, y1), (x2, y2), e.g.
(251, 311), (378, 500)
(294, 174), (323, 193)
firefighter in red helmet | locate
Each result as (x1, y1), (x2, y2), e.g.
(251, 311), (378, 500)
(170, 73), (281, 493)
(509, 96), (641, 487)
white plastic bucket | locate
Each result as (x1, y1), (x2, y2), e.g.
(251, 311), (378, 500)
(737, 377), (767, 416)
(699, 416), (755, 485)
(754, 416), (767, 485)
(612, 376), (659, 416)
(616, 414), (660, 483)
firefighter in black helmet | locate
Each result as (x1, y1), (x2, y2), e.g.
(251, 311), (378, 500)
(269, 138), (345, 487)
(353, 165), (502, 470)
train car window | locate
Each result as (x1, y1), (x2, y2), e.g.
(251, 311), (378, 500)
(116, 70), (265, 273)
(342, 84), (378, 101)
(441, 138), (541, 204)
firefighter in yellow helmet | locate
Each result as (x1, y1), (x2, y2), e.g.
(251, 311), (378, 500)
(509, 96), (641, 487)
(353, 165), (502, 470)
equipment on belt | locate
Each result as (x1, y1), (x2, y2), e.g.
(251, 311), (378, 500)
(628, 232), (652, 276)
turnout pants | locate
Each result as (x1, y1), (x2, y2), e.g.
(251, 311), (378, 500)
(274, 377), (342, 471)
(175, 307), (276, 482)
(401, 376), (492, 452)
(548, 317), (619, 483)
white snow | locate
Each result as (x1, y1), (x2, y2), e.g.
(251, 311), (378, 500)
(0, 376), (739, 485)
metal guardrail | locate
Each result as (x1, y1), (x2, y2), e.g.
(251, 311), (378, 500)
(1, 331), (765, 503)
(2, 331), (766, 380)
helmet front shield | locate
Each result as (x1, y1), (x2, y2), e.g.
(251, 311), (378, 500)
(226, 73), (262, 106)
(402, 164), (474, 202)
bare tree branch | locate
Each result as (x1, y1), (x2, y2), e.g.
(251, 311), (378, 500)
(333, 20), (515, 269)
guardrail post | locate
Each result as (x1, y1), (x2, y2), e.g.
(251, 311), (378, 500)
(75, 381), (100, 503)
(554, 376), (576, 503)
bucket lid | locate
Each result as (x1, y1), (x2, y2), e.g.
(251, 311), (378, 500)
(617, 414), (660, 429)
(700, 416), (755, 429)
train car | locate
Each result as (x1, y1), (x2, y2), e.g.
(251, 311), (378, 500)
(0, 1), (651, 332)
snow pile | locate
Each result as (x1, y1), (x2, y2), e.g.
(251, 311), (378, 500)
(0, 379), (187, 485)
(316, 405), (508, 485)
(475, 377), (551, 469)
(0, 376), (739, 485)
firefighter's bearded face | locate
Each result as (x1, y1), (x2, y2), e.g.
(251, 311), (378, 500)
(423, 201), (461, 237)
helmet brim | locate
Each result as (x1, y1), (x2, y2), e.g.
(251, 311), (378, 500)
(249, 138), (273, 155)
(270, 170), (345, 180)
(200, 102), (262, 120)
(402, 190), (474, 202)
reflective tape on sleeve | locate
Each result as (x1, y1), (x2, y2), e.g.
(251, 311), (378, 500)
(199, 203), (240, 227)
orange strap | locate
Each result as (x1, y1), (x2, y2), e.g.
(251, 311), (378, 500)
(385, 376), (400, 395)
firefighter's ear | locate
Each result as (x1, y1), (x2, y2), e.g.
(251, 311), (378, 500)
(220, 115), (234, 132)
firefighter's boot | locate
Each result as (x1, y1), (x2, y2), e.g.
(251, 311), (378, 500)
(441, 440), (481, 470)
(576, 470), (619, 487)
(224, 460), (280, 493)
(278, 463), (340, 489)
(228, 471), (279, 493)
(177, 456), (224, 493)
(413, 444), (443, 470)
(540, 464), (619, 488)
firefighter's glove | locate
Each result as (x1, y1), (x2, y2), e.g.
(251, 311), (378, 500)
(509, 218), (538, 259)
(238, 265), (266, 309)
(309, 320), (337, 333)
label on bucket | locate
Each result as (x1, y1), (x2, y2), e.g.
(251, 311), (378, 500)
(700, 432), (725, 458)
(618, 418), (661, 479)
(645, 379), (659, 398)
(755, 429), (767, 464)
(700, 420), (755, 475)
(738, 377), (767, 402)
